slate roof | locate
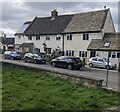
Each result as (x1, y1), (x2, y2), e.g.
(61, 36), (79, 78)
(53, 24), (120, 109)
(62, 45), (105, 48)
(24, 9), (109, 35)
(87, 33), (120, 51)
(14, 21), (31, 35)
(25, 15), (73, 35)
(0, 37), (15, 45)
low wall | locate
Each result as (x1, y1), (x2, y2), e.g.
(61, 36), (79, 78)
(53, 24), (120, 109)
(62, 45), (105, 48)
(1, 61), (104, 88)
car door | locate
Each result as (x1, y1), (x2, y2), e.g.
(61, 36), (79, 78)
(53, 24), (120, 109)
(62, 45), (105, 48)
(60, 58), (68, 68)
(97, 59), (105, 68)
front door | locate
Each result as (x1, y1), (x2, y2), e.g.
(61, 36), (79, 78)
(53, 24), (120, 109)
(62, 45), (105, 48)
(90, 51), (96, 58)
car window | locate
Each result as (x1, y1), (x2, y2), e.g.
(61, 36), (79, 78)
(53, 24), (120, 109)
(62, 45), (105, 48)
(98, 59), (104, 62)
(73, 58), (81, 62)
(4, 51), (11, 54)
(92, 58), (97, 61)
(11, 52), (17, 54)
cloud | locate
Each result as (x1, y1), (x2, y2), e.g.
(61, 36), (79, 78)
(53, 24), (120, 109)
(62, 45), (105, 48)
(1, 1), (119, 36)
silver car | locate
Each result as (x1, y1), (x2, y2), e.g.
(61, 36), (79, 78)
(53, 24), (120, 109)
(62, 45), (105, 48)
(88, 57), (117, 69)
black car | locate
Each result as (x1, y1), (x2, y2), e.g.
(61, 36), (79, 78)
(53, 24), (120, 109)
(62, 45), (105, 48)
(51, 56), (82, 70)
(24, 53), (46, 64)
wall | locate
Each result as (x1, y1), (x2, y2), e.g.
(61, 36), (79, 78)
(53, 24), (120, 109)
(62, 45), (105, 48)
(103, 10), (116, 33)
(64, 32), (103, 59)
(15, 35), (63, 53)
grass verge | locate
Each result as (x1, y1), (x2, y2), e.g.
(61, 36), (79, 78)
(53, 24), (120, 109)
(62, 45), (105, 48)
(2, 64), (119, 111)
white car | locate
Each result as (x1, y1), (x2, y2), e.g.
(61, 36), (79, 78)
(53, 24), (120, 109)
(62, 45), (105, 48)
(88, 57), (117, 69)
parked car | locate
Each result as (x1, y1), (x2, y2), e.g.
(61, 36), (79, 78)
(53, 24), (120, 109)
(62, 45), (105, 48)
(88, 57), (117, 69)
(4, 51), (21, 60)
(51, 56), (82, 70)
(24, 53), (46, 64)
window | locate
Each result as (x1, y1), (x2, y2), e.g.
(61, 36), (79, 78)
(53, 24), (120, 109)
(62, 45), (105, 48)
(36, 35), (40, 40)
(67, 34), (72, 40)
(46, 36), (50, 40)
(46, 48), (51, 54)
(79, 51), (87, 57)
(28, 36), (32, 40)
(92, 58), (97, 61)
(18, 36), (21, 38)
(83, 33), (89, 40)
(34, 48), (40, 54)
(66, 50), (74, 56)
(112, 52), (116, 58)
(56, 35), (61, 40)
(117, 52), (120, 58)
(104, 42), (110, 47)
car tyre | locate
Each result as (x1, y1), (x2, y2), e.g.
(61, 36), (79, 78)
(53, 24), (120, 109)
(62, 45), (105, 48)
(52, 62), (56, 67)
(11, 57), (14, 60)
(68, 64), (73, 70)
(89, 63), (93, 67)
(34, 60), (37, 64)
(105, 65), (110, 69)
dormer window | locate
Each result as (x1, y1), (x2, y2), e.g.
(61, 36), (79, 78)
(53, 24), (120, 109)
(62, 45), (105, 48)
(67, 34), (72, 40)
(83, 33), (89, 40)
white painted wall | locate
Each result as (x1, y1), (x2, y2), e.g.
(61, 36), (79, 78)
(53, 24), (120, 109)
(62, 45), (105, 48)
(64, 32), (103, 57)
(15, 35), (63, 53)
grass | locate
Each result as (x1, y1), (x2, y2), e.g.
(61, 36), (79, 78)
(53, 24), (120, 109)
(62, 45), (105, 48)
(2, 64), (119, 111)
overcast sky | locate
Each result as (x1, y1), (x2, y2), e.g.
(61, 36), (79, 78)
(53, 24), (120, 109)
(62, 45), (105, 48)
(0, 0), (119, 37)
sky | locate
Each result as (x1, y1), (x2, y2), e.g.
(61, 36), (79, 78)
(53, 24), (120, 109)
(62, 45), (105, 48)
(0, 0), (119, 37)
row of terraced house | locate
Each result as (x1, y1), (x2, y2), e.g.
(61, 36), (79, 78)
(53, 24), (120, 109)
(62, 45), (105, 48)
(14, 9), (120, 66)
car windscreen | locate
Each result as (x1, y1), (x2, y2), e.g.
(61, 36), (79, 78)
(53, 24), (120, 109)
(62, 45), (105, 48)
(11, 52), (17, 54)
(72, 58), (81, 62)
(33, 54), (41, 58)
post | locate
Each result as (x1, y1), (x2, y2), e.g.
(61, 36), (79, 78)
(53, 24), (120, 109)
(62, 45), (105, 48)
(106, 51), (110, 87)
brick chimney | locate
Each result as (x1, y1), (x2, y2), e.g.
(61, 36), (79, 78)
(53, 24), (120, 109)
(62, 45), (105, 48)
(51, 9), (58, 19)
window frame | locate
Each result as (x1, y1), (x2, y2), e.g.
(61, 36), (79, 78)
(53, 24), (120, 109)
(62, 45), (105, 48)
(83, 33), (89, 40)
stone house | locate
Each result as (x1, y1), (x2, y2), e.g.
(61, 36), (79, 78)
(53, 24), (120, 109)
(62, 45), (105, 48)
(14, 9), (119, 65)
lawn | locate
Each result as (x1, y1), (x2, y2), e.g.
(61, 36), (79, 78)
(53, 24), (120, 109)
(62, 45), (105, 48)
(2, 64), (119, 111)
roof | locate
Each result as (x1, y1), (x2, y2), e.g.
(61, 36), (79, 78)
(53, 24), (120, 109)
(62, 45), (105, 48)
(25, 15), (73, 35)
(87, 33), (120, 51)
(19, 43), (33, 48)
(14, 21), (31, 35)
(64, 9), (109, 33)
(24, 9), (109, 35)
(0, 37), (15, 45)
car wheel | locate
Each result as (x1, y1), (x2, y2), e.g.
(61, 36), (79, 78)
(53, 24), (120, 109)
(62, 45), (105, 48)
(89, 63), (93, 67)
(52, 62), (56, 67)
(11, 57), (14, 60)
(34, 60), (37, 64)
(68, 64), (73, 70)
(105, 65), (110, 69)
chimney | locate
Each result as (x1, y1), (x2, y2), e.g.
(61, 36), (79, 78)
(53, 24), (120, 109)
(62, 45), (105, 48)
(51, 9), (58, 19)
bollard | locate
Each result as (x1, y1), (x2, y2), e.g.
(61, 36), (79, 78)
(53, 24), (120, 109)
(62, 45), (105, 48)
(119, 62), (120, 72)
(82, 58), (86, 67)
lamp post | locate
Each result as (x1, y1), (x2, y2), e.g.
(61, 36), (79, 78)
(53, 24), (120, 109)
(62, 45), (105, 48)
(106, 51), (110, 87)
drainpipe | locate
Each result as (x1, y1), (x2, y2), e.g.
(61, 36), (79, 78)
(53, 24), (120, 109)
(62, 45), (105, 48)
(62, 34), (65, 56)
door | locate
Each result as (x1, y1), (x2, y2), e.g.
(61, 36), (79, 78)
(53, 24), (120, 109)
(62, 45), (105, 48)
(90, 51), (96, 58)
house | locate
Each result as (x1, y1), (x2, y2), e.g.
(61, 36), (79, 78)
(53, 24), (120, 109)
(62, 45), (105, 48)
(0, 33), (15, 53)
(87, 33), (120, 66)
(15, 9), (118, 64)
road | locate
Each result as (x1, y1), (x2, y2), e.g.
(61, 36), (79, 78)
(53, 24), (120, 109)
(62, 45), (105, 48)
(0, 56), (119, 91)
